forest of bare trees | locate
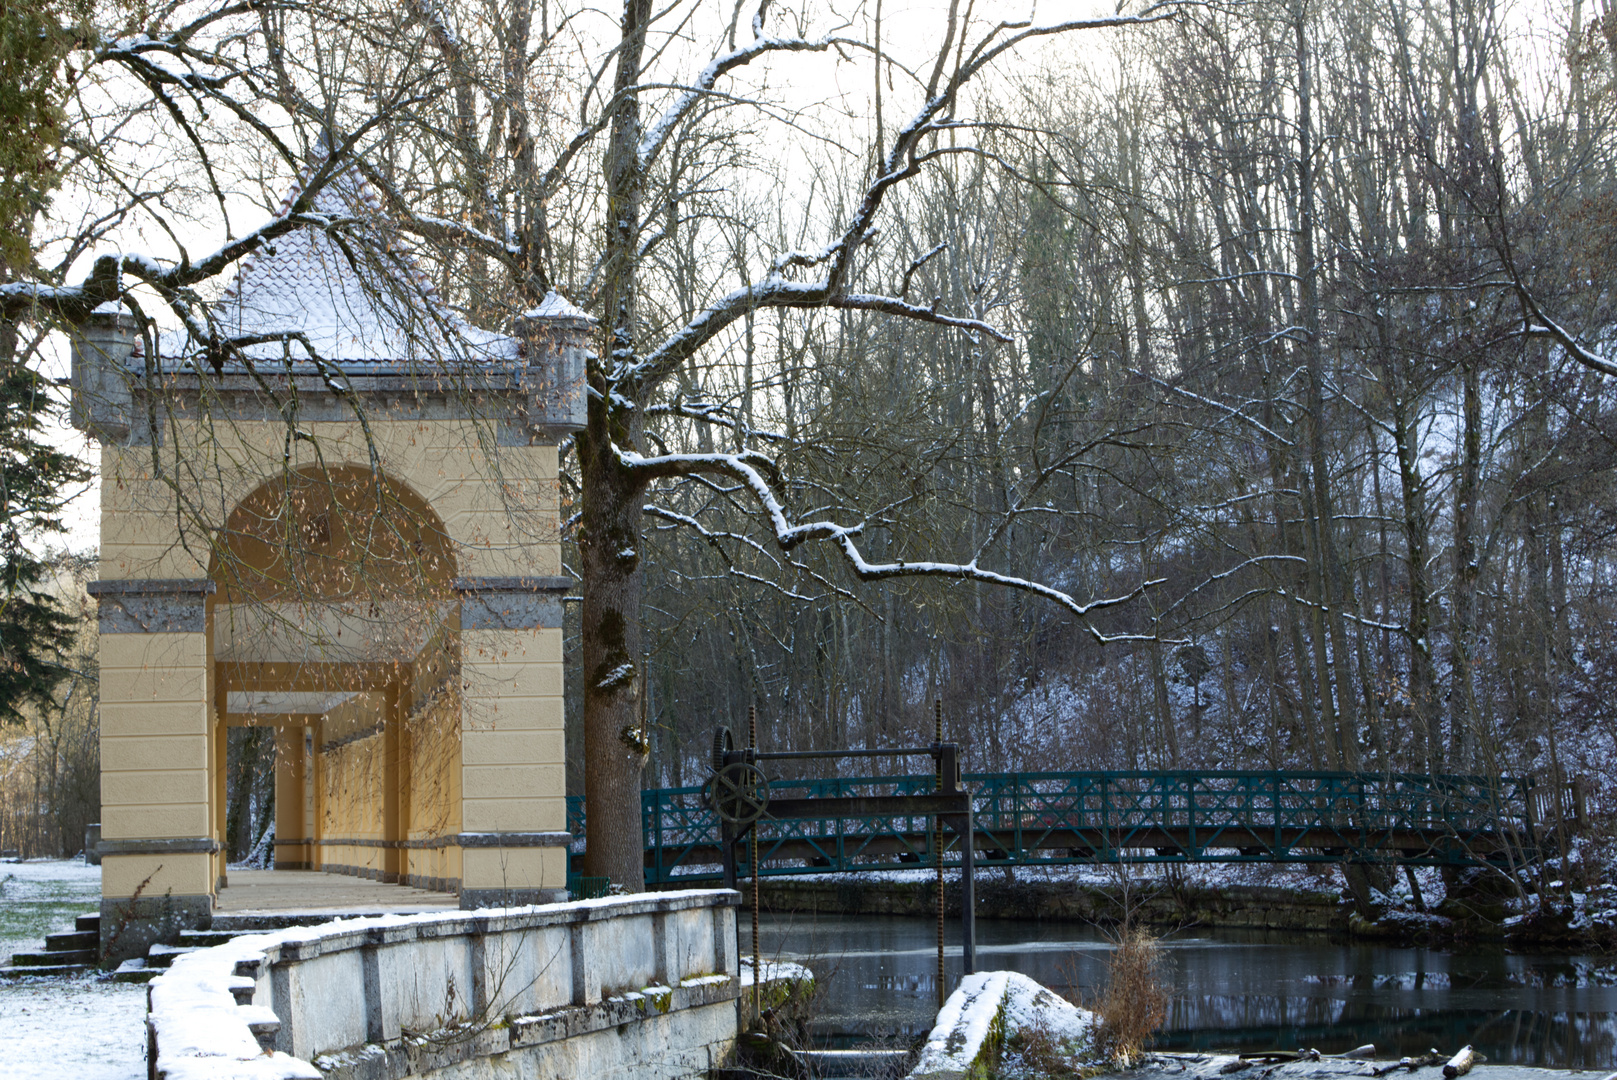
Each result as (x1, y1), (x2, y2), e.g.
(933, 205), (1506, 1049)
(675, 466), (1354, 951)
(5, 0), (1616, 886)
(613, 0), (1617, 813)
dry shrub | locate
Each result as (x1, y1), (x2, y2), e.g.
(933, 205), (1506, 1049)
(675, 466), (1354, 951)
(1000, 1015), (1088, 1080)
(1093, 927), (1169, 1068)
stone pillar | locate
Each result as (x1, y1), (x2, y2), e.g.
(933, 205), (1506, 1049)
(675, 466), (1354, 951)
(455, 576), (571, 908)
(89, 578), (218, 964)
(273, 723), (310, 869)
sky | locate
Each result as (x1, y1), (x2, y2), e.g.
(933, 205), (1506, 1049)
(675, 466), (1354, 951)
(35, 1), (1144, 560)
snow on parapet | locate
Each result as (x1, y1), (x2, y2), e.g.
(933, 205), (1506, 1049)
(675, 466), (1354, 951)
(146, 891), (743, 1080)
(522, 290), (595, 322)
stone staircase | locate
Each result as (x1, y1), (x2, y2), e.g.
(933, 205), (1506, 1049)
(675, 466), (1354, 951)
(111, 928), (272, 983)
(4, 906), (400, 982)
(0, 914), (99, 979)
(0, 913), (279, 982)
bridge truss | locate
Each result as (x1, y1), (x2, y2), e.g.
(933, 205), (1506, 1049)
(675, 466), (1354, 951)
(567, 770), (1586, 886)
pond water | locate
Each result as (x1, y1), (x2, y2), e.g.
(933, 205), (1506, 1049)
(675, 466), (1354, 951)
(756, 913), (1617, 1069)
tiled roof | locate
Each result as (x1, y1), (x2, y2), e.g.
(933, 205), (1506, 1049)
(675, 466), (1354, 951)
(155, 165), (517, 370)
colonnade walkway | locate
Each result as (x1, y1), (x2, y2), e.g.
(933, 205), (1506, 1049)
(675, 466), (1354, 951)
(211, 869), (458, 925)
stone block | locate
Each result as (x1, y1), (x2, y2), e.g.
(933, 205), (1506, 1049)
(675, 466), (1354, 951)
(280, 948), (370, 1058)
(460, 797), (565, 833)
(100, 803), (212, 842)
(100, 891), (213, 966)
(461, 844), (567, 896)
(459, 729), (562, 766)
(100, 770), (210, 807)
(460, 763), (564, 801)
(101, 735), (209, 772)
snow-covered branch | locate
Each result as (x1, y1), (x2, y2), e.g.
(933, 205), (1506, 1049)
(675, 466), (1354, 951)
(637, 4), (848, 170)
(630, 277), (1007, 384)
(620, 446), (1164, 642)
(621, 7), (1174, 391)
(643, 399), (792, 442)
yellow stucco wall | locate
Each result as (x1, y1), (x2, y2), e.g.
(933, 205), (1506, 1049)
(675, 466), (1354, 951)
(98, 412), (567, 906)
(317, 693), (386, 878)
(99, 418), (559, 582)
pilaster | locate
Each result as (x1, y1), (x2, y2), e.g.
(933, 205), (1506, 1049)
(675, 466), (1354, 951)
(90, 578), (218, 963)
(456, 577), (571, 907)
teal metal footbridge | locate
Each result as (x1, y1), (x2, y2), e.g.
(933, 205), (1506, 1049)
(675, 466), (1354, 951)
(566, 770), (1588, 886)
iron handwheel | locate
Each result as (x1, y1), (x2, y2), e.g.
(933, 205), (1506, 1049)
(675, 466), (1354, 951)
(706, 761), (770, 826)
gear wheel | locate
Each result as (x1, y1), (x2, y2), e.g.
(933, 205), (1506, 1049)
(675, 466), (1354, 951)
(712, 725), (734, 772)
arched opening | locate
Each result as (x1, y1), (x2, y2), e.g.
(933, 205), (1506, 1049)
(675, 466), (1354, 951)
(209, 465), (464, 903)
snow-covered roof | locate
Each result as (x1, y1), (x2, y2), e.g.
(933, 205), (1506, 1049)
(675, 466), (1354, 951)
(523, 292), (593, 321)
(150, 165), (588, 374)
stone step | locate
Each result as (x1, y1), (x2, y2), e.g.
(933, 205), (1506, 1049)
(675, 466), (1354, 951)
(177, 929), (272, 948)
(0, 962), (91, 980)
(45, 930), (98, 953)
(110, 958), (157, 984)
(211, 911), (398, 932)
(9, 948), (96, 967)
(144, 944), (201, 970)
(75, 913), (100, 934)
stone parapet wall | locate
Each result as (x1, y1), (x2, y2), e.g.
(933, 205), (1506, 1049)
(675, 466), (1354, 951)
(148, 890), (741, 1080)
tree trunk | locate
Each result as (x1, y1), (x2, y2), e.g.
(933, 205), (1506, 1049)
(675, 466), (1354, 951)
(579, 0), (654, 890)
(578, 440), (650, 888)
(1392, 395), (1441, 771)
(1451, 358), (1482, 769)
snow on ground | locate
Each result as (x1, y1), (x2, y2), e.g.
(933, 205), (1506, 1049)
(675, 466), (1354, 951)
(683, 857), (1452, 912)
(0, 859), (147, 1080)
(739, 956), (813, 984)
(0, 857), (100, 964)
(0, 973), (148, 1080)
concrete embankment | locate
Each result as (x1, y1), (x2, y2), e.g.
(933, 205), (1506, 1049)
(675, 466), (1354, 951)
(753, 873), (1616, 950)
(756, 874), (1350, 933)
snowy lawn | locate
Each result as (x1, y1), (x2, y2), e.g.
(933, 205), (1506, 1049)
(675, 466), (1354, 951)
(0, 974), (148, 1080)
(0, 859), (148, 1080)
(0, 857), (100, 964)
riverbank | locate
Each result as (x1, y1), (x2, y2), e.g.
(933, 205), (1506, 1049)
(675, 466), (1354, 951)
(750, 864), (1617, 951)
(1108, 1053), (1617, 1080)
(757, 910), (1617, 1069)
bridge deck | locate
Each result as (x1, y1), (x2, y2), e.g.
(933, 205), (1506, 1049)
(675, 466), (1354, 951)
(566, 769), (1584, 885)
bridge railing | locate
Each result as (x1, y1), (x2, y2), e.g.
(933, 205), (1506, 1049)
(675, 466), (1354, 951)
(563, 770), (1555, 883)
(967, 770), (1535, 858)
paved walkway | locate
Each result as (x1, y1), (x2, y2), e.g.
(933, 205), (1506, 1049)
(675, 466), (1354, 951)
(214, 869), (459, 916)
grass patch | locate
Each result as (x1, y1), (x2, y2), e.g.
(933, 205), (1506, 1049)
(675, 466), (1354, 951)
(0, 860), (100, 964)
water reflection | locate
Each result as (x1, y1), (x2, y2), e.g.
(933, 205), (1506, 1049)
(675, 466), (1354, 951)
(757, 913), (1617, 1068)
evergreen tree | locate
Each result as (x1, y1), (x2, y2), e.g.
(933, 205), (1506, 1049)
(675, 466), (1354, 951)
(0, 0), (74, 275)
(0, 360), (89, 724)
(0, 0), (89, 724)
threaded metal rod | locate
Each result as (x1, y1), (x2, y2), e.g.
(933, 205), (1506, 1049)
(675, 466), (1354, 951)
(935, 697), (945, 1009)
(750, 704), (761, 1025)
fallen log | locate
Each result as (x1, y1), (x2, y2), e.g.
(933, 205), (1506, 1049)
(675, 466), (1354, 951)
(1444, 1047), (1478, 1079)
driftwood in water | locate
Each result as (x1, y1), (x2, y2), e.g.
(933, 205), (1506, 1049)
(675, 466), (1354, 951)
(1444, 1046), (1479, 1078)
(1373, 1049), (1446, 1075)
(1343, 1045), (1377, 1060)
(1241, 1049), (1321, 1064)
